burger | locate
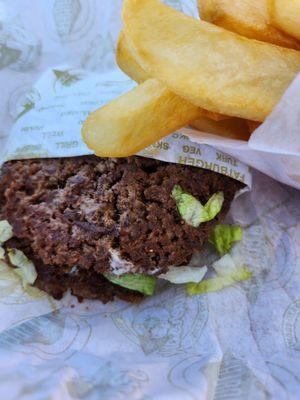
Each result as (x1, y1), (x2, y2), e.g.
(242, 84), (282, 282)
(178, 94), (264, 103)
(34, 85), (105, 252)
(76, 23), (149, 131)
(0, 155), (247, 303)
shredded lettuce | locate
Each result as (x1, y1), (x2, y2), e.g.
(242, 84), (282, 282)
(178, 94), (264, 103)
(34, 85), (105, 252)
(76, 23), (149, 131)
(171, 185), (224, 227)
(159, 266), (207, 284)
(209, 224), (243, 255)
(186, 266), (251, 295)
(104, 273), (156, 295)
(0, 220), (13, 243)
(7, 248), (37, 288)
(0, 247), (5, 260)
(186, 248), (251, 296)
(212, 253), (241, 276)
(204, 192), (225, 221)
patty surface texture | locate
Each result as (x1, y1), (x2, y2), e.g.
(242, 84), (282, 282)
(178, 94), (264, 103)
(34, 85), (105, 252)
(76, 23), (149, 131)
(0, 156), (243, 302)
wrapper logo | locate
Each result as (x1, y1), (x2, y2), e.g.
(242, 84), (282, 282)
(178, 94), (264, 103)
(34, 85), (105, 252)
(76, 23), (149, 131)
(283, 299), (300, 352)
(0, 311), (91, 360)
(168, 353), (270, 400)
(53, 68), (85, 92)
(67, 362), (148, 400)
(0, 19), (41, 71)
(239, 198), (297, 304)
(8, 85), (41, 121)
(81, 34), (116, 72)
(111, 286), (208, 356)
(254, 197), (299, 292)
(266, 361), (300, 398)
(49, 0), (96, 43)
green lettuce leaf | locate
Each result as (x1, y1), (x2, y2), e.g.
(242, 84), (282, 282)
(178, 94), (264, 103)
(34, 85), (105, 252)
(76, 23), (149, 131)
(7, 248), (37, 288)
(159, 266), (207, 284)
(187, 249), (252, 296)
(209, 224), (243, 255)
(212, 253), (244, 276)
(0, 220), (13, 243)
(171, 185), (224, 228)
(0, 247), (5, 260)
(104, 273), (156, 295)
(186, 266), (251, 295)
(204, 192), (225, 221)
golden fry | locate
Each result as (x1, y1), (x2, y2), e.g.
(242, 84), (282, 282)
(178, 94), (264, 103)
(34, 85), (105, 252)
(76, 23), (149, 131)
(117, 31), (149, 83)
(191, 117), (251, 141)
(246, 120), (261, 133)
(117, 31), (227, 122)
(82, 79), (205, 157)
(83, 30), (236, 158)
(198, 0), (300, 49)
(123, 0), (300, 121)
(269, 0), (300, 42)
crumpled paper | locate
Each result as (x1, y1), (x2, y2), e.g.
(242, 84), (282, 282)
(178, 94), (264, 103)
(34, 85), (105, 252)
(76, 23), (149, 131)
(0, 1), (300, 399)
(1, 66), (251, 187)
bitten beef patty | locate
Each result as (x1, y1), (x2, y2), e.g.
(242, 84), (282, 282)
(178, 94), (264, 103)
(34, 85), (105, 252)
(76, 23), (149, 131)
(0, 156), (243, 303)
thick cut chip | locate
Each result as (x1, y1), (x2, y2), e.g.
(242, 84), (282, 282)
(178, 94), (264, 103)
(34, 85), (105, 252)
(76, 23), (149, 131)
(246, 120), (261, 133)
(269, 0), (300, 42)
(118, 30), (250, 142)
(198, 0), (300, 49)
(191, 116), (251, 141)
(83, 27), (242, 158)
(117, 31), (227, 122)
(117, 31), (149, 83)
(123, 0), (300, 121)
(82, 79), (204, 157)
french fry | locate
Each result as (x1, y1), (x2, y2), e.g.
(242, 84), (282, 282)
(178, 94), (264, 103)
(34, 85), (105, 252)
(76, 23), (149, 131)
(83, 31), (240, 158)
(117, 31), (149, 83)
(117, 31), (228, 122)
(269, 0), (300, 42)
(246, 120), (261, 133)
(82, 79), (206, 157)
(123, 0), (300, 122)
(191, 117), (251, 141)
(198, 0), (300, 49)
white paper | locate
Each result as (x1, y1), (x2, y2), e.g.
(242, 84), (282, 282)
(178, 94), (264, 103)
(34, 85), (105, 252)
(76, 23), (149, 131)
(185, 74), (300, 189)
(1, 66), (251, 187)
(0, 1), (300, 399)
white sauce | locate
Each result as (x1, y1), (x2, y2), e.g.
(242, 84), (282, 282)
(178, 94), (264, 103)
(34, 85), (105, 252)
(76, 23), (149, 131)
(109, 249), (135, 275)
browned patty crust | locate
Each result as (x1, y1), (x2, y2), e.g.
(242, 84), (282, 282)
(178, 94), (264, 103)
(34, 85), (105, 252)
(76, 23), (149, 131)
(0, 156), (243, 302)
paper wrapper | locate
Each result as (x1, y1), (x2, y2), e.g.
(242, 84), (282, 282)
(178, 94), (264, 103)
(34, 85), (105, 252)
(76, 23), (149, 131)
(1, 66), (251, 188)
(0, 1), (300, 399)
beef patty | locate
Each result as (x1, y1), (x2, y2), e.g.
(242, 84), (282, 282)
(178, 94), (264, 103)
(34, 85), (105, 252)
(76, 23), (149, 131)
(0, 156), (243, 303)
